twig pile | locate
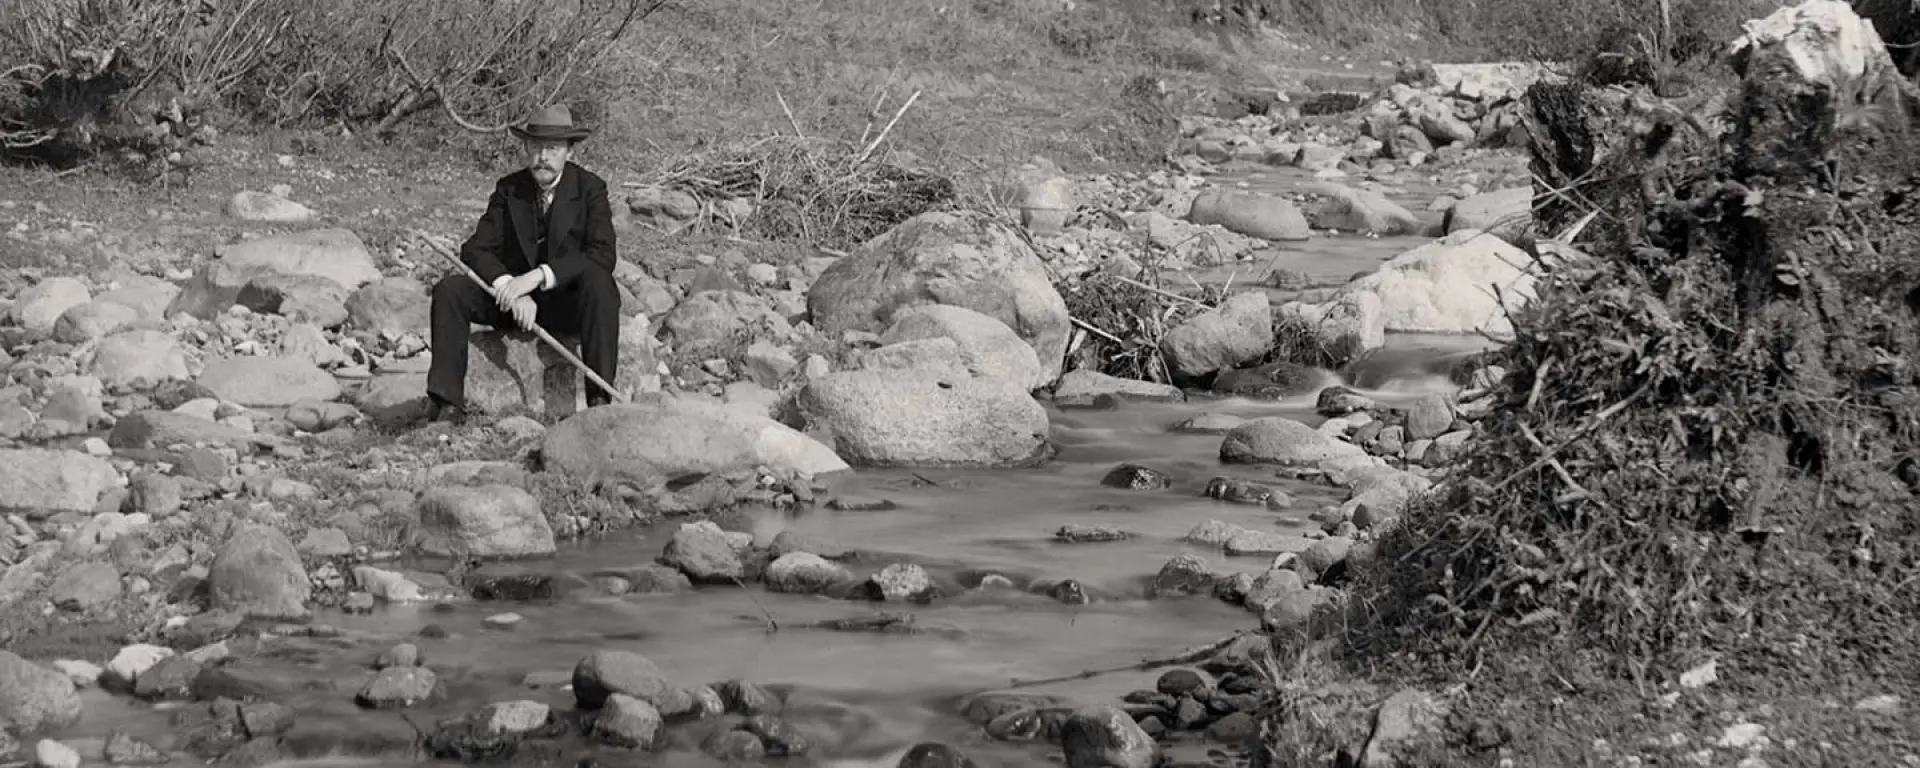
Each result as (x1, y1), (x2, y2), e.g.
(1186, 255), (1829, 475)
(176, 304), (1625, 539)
(1350, 63), (1920, 685)
(640, 132), (959, 251)
(1057, 247), (1221, 383)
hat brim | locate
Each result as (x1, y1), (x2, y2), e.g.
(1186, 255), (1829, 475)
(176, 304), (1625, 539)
(510, 124), (592, 142)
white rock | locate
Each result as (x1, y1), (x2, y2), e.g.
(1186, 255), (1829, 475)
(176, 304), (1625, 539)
(224, 190), (315, 223)
(353, 565), (425, 602)
(1732, 0), (1892, 92)
(1276, 291), (1386, 358)
(34, 739), (80, 768)
(1335, 229), (1535, 336)
(1717, 722), (1767, 749)
(11, 277), (91, 334)
(87, 330), (191, 387)
(486, 700), (552, 734)
(50, 660), (103, 687)
(1679, 659), (1718, 689)
(107, 643), (175, 684)
(1430, 62), (1548, 102)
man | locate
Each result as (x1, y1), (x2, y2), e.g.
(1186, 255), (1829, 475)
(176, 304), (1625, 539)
(426, 104), (622, 423)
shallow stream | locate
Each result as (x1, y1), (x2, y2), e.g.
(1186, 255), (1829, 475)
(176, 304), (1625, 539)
(49, 167), (1498, 767)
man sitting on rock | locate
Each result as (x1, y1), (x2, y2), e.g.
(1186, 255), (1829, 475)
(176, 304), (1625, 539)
(426, 104), (622, 423)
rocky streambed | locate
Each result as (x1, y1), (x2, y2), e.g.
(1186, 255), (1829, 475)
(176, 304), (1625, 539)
(4, 352), (1485, 768)
(0, 61), (1536, 768)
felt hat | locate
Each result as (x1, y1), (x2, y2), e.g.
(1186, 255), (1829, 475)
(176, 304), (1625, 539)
(509, 104), (592, 142)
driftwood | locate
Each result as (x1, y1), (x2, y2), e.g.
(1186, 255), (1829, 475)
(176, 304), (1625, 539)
(970, 631), (1260, 695)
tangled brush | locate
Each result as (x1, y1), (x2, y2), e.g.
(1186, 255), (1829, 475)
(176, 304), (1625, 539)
(1057, 248), (1224, 383)
(640, 134), (959, 251)
(1349, 50), (1920, 688)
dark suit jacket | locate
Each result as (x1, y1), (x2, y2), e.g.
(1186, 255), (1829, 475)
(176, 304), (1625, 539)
(459, 162), (618, 290)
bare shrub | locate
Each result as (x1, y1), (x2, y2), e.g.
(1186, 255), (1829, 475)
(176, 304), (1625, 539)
(0, 0), (656, 164)
(369, 0), (659, 135)
(641, 134), (961, 251)
(0, 0), (295, 157)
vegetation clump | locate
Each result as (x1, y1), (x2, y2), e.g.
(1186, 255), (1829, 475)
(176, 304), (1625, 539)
(638, 133), (961, 252)
(0, 0), (653, 167)
(1331, 17), (1920, 759)
(1056, 255), (1221, 383)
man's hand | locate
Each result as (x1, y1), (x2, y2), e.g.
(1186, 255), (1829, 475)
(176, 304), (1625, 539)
(494, 271), (545, 311)
(509, 295), (538, 331)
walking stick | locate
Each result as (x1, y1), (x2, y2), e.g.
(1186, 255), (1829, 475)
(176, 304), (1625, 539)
(412, 232), (630, 404)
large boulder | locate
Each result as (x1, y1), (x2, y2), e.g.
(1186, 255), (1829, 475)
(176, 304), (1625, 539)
(807, 211), (1071, 382)
(0, 651), (83, 736)
(1275, 292), (1386, 363)
(1051, 370), (1183, 407)
(236, 273), (350, 328)
(1125, 210), (1261, 266)
(1305, 183), (1427, 236)
(1732, 0), (1898, 91)
(0, 449), (118, 517)
(94, 275), (180, 321)
(797, 369), (1051, 468)
(52, 301), (141, 344)
(540, 393), (848, 486)
(464, 331), (584, 421)
(414, 484), (556, 560)
(1334, 228), (1535, 335)
(858, 337), (973, 380)
(1061, 704), (1160, 768)
(1160, 292), (1272, 380)
(214, 228), (381, 291)
(357, 372), (430, 423)
(1213, 361), (1334, 399)
(107, 411), (262, 450)
(8, 277), (90, 334)
(207, 523), (311, 621)
(1186, 189), (1311, 242)
(87, 330), (191, 387)
(572, 650), (671, 710)
(1409, 99), (1475, 147)
(1443, 186), (1531, 241)
(165, 261), (267, 320)
(1431, 62), (1548, 101)
(345, 277), (432, 336)
(1220, 417), (1368, 465)
(196, 355), (341, 407)
(879, 304), (1045, 390)
(661, 290), (792, 352)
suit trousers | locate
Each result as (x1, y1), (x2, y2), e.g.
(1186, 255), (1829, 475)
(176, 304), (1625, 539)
(426, 267), (621, 409)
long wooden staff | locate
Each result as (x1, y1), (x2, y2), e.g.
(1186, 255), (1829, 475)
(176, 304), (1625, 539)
(412, 231), (629, 404)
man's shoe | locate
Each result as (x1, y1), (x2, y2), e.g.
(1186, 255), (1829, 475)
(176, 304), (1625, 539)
(425, 398), (468, 425)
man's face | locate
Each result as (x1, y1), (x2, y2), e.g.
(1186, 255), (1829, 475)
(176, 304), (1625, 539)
(525, 138), (572, 185)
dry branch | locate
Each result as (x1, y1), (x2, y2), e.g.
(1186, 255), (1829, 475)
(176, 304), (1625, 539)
(853, 88), (921, 165)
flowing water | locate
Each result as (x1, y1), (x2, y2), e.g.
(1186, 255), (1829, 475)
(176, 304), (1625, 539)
(46, 167), (1500, 767)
